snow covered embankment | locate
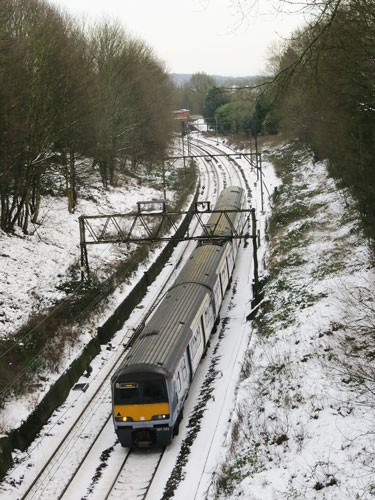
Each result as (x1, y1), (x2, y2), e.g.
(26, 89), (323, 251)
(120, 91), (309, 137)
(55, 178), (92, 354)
(0, 171), (163, 340)
(210, 145), (375, 499)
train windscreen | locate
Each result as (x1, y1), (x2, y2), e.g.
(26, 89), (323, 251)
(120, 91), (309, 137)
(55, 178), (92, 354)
(114, 379), (167, 405)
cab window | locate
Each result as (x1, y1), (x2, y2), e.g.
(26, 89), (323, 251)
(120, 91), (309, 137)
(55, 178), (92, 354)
(114, 379), (167, 405)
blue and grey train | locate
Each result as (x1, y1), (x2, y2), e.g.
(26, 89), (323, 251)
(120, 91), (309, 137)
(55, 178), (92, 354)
(111, 186), (246, 447)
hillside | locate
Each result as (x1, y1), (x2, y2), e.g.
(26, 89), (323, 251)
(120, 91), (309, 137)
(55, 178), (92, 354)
(209, 143), (375, 499)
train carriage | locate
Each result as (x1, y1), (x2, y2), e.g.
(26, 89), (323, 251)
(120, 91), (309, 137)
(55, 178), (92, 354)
(111, 186), (246, 447)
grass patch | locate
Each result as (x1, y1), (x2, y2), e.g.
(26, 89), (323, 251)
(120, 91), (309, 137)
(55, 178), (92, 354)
(215, 444), (265, 496)
(276, 222), (315, 253)
(311, 257), (345, 280)
(269, 200), (311, 232)
(256, 274), (327, 338)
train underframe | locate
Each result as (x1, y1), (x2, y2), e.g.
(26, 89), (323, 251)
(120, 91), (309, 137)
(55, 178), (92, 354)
(116, 423), (174, 448)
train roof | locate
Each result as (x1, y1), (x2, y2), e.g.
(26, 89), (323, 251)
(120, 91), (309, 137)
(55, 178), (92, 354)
(205, 204), (240, 238)
(115, 281), (210, 379)
(206, 186), (245, 238)
(171, 244), (224, 291)
(214, 186), (245, 210)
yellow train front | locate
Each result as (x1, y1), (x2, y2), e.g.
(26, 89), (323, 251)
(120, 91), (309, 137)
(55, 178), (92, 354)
(112, 366), (175, 448)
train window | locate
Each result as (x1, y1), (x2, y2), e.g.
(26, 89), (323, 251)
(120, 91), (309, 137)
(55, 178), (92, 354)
(190, 335), (197, 358)
(114, 379), (167, 404)
(190, 326), (202, 358)
(204, 308), (210, 329)
(222, 268), (228, 280)
(196, 325), (202, 347)
(115, 383), (138, 403)
(208, 304), (214, 326)
(143, 381), (166, 402)
(214, 281), (221, 304)
(182, 358), (187, 380)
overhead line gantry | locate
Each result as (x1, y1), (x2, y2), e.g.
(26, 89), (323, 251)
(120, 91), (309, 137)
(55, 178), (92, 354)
(79, 200), (258, 286)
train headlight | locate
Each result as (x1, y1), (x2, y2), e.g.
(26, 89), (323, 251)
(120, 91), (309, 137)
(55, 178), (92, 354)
(115, 416), (134, 422)
(152, 414), (170, 420)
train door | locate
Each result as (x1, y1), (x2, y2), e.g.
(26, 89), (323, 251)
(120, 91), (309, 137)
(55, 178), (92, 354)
(227, 243), (235, 273)
(213, 279), (222, 316)
(188, 321), (205, 375)
(203, 301), (215, 340)
(173, 351), (190, 404)
(220, 260), (229, 292)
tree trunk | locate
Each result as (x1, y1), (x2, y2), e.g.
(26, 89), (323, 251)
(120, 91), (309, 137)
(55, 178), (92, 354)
(0, 192), (9, 231)
(22, 186), (31, 234)
(31, 174), (41, 224)
(67, 149), (76, 213)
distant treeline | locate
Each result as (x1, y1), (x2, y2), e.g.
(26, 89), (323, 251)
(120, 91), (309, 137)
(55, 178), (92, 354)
(171, 73), (258, 88)
(175, 72), (277, 137)
(0, 0), (175, 234)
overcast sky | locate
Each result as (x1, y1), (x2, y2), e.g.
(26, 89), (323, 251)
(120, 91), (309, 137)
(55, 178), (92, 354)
(48, 0), (307, 77)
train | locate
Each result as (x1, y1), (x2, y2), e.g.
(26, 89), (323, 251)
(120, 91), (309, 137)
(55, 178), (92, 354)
(111, 186), (246, 448)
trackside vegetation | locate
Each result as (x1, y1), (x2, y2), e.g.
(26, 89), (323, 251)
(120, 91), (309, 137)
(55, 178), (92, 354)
(0, 163), (197, 409)
(270, 0), (375, 240)
(0, 0), (199, 407)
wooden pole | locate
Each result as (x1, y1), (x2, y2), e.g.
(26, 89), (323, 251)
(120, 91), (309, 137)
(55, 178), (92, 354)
(255, 133), (259, 180)
(181, 129), (186, 177)
(79, 216), (89, 281)
(162, 159), (166, 200)
(259, 153), (264, 213)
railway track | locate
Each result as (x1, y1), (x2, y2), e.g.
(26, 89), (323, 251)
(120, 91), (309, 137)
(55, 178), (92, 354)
(3, 136), (251, 500)
(104, 448), (164, 500)
(197, 136), (255, 202)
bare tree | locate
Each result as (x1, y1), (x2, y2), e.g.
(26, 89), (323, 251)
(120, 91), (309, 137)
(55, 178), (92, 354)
(0, 0), (66, 232)
(0, 2), (175, 231)
(89, 23), (174, 184)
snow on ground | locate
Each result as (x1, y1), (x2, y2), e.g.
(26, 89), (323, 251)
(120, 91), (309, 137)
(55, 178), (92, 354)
(0, 163), (165, 340)
(208, 145), (375, 499)
(0, 135), (277, 498)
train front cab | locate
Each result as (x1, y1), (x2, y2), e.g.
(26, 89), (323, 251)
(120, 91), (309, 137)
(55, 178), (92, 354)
(112, 371), (173, 448)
